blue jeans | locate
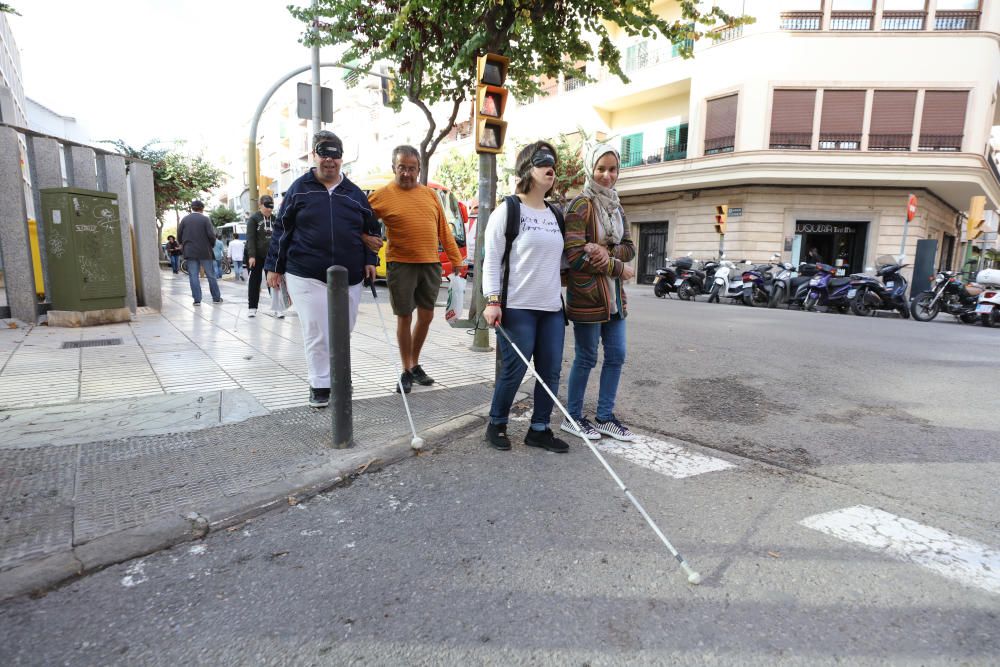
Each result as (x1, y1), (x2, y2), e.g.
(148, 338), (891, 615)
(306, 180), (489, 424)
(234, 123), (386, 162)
(214, 259), (223, 278)
(567, 315), (626, 422)
(489, 308), (565, 429)
(168, 255), (180, 273)
(234, 260), (243, 280)
(186, 258), (221, 303)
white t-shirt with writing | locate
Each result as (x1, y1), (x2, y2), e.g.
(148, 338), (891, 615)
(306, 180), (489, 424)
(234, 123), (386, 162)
(482, 199), (564, 312)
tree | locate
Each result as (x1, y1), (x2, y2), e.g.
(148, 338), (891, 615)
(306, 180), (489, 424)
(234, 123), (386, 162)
(209, 205), (239, 228)
(0, 4), (19, 15)
(103, 140), (225, 246)
(434, 149), (480, 201)
(292, 0), (753, 183)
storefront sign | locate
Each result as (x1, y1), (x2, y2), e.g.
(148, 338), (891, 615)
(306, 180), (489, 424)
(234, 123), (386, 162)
(728, 207), (743, 217)
(795, 223), (857, 234)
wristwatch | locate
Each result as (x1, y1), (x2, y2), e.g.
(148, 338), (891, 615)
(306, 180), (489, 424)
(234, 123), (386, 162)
(486, 295), (501, 306)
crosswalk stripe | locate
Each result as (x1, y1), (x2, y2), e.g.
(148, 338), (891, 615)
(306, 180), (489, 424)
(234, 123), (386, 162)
(596, 434), (735, 479)
(800, 505), (1000, 595)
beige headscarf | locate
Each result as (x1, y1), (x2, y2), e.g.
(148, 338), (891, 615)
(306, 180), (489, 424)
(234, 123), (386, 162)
(582, 142), (623, 244)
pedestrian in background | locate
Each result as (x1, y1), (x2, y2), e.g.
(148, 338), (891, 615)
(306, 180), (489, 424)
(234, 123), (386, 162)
(562, 142), (636, 442)
(177, 200), (222, 306)
(265, 131), (379, 408)
(213, 233), (225, 279)
(246, 195), (276, 317)
(228, 235), (245, 281)
(368, 145), (463, 394)
(166, 235), (182, 273)
(481, 141), (568, 453)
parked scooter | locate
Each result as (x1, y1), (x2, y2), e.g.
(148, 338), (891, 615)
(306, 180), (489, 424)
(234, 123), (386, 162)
(803, 263), (855, 313)
(708, 257), (736, 303)
(848, 255), (909, 318)
(783, 263), (819, 309)
(974, 268), (1000, 327)
(769, 262), (811, 308)
(909, 270), (981, 324)
(652, 259), (678, 298)
(741, 255), (779, 307)
(676, 256), (704, 301)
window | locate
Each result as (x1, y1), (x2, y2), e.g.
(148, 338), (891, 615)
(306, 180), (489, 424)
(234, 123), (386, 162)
(663, 124), (689, 162)
(819, 90), (865, 150)
(935, 0), (980, 30)
(868, 91), (917, 150)
(936, 0), (979, 8)
(621, 133), (644, 167)
(704, 94), (738, 154)
(831, 0), (873, 8)
(919, 91), (968, 151)
(781, 1), (823, 30)
(770, 89), (816, 149)
(625, 42), (648, 72)
(883, 0), (925, 8)
(831, 0), (875, 30)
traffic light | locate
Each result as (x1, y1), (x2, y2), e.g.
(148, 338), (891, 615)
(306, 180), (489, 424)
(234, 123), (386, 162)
(474, 53), (509, 154)
(967, 196), (986, 241)
(714, 205), (728, 234)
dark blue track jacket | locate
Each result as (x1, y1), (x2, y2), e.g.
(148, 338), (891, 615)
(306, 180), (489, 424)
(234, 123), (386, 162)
(264, 169), (379, 285)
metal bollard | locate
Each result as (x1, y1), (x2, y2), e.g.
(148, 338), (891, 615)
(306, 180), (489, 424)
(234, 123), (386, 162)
(327, 266), (352, 448)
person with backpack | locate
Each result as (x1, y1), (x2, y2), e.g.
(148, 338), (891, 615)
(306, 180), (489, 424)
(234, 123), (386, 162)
(562, 143), (637, 442)
(481, 141), (569, 454)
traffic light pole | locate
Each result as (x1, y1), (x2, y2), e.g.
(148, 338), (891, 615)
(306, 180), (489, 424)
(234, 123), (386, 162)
(310, 0), (322, 136)
(470, 153), (496, 352)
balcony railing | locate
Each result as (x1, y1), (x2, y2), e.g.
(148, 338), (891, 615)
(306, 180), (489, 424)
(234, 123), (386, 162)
(882, 11), (925, 31)
(623, 44), (676, 74)
(769, 133), (812, 150)
(621, 144), (689, 169)
(830, 11), (874, 31)
(918, 134), (963, 151)
(868, 133), (913, 151)
(935, 11), (980, 31)
(710, 24), (744, 43)
(781, 11), (822, 31)
(704, 136), (735, 155)
(819, 134), (862, 150)
(563, 77), (587, 92)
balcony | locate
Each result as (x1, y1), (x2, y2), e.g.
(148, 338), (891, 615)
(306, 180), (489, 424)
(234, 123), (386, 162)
(710, 24), (744, 43)
(918, 134), (964, 151)
(621, 143), (689, 170)
(704, 136), (735, 155)
(819, 134), (862, 151)
(769, 132), (812, 150)
(830, 11), (874, 31)
(868, 133), (913, 151)
(622, 43), (676, 74)
(881, 11), (925, 31)
(935, 11), (980, 31)
(780, 11), (822, 31)
(563, 77), (588, 93)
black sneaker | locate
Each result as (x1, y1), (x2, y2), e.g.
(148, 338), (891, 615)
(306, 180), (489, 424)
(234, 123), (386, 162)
(212, 298), (224, 304)
(485, 423), (511, 450)
(309, 387), (330, 408)
(396, 370), (413, 394)
(409, 364), (435, 386)
(524, 428), (569, 453)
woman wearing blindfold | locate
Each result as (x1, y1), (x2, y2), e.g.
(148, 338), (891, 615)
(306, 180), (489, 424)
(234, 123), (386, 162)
(561, 143), (637, 443)
(481, 141), (570, 454)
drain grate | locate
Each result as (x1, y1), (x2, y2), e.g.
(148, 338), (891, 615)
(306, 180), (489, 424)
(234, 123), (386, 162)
(61, 338), (123, 349)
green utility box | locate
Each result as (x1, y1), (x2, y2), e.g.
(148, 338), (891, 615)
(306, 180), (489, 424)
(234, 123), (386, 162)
(40, 188), (127, 312)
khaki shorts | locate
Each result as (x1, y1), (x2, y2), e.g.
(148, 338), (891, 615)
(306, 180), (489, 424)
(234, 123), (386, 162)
(387, 262), (442, 316)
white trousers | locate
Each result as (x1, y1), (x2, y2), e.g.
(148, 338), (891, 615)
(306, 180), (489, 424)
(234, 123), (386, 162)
(284, 273), (361, 389)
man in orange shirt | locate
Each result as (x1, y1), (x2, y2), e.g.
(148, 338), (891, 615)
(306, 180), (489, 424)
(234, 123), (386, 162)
(369, 145), (463, 394)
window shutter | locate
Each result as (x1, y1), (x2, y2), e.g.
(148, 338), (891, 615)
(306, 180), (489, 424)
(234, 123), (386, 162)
(868, 90), (917, 150)
(705, 94), (738, 154)
(919, 90), (968, 151)
(769, 89), (816, 149)
(664, 124), (689, 161)
(621, 133), (644, 167)
(819, 90), (865, 150)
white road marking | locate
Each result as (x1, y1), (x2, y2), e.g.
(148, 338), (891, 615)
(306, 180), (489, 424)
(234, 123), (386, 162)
(188, 544), (207, 555)
(800, 505), (1000, 595)
(121, 560), (148, 587)
(595, 434), (735, 479)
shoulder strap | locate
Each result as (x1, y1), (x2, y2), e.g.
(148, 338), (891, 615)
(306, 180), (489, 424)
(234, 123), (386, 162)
(500, 195), (520, 309)
(545, 201), (565, 236)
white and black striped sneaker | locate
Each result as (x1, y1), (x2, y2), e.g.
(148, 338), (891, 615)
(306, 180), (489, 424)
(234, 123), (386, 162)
(560, 417), (601, 441)
(595, 416), (635, 442)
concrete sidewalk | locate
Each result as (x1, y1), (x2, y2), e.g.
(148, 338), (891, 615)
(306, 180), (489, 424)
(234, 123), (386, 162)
(0, 269), (499, 600)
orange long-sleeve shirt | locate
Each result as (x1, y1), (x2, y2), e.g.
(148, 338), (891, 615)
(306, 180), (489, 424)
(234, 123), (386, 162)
(368, 182), (462, 267)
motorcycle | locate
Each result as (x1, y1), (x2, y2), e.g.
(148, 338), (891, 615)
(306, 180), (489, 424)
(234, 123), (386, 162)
(652, 259), (678, 298)
(783, 263), (819, 309)
(803, 263), (855, 313)
(770, 262), (812, 309)
(707, 257), (737, 303)
(675, 256), (704, 301)
(741, 255), (779, 307)
(848, 256), (909, 318)
(909, 270), (981, 324)
(974, 269), (1000, 327)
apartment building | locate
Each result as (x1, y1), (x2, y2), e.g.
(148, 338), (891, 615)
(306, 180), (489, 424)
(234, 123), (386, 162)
(506, 0), (999, 282)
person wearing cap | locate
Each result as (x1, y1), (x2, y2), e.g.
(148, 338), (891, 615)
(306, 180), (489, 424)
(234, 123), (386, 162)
(480, 140), (569, 454)
(264, 131), (380, 408)
(367, 145), (463, 394)
(246, 194), (278, 317)
(177, 200), (223, 306)
(562, 142), (637, 443)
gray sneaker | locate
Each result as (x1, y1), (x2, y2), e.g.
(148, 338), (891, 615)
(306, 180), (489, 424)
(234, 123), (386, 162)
(560, 417), (601, 441)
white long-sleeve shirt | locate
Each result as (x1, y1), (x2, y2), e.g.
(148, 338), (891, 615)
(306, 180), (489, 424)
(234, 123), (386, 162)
(481, 198), (563, 312)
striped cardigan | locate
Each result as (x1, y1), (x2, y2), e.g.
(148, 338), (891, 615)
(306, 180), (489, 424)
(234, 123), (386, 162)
(563, 195), (636, 323)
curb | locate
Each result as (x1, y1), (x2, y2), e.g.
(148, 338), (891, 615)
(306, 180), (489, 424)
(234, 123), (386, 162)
(0, 410), (487, 602)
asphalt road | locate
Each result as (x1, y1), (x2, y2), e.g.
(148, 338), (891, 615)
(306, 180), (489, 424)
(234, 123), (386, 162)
(1, 286), (998, 665)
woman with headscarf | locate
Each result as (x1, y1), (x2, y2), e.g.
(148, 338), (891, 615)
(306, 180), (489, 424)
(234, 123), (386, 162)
(561, 142), (637, 442)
